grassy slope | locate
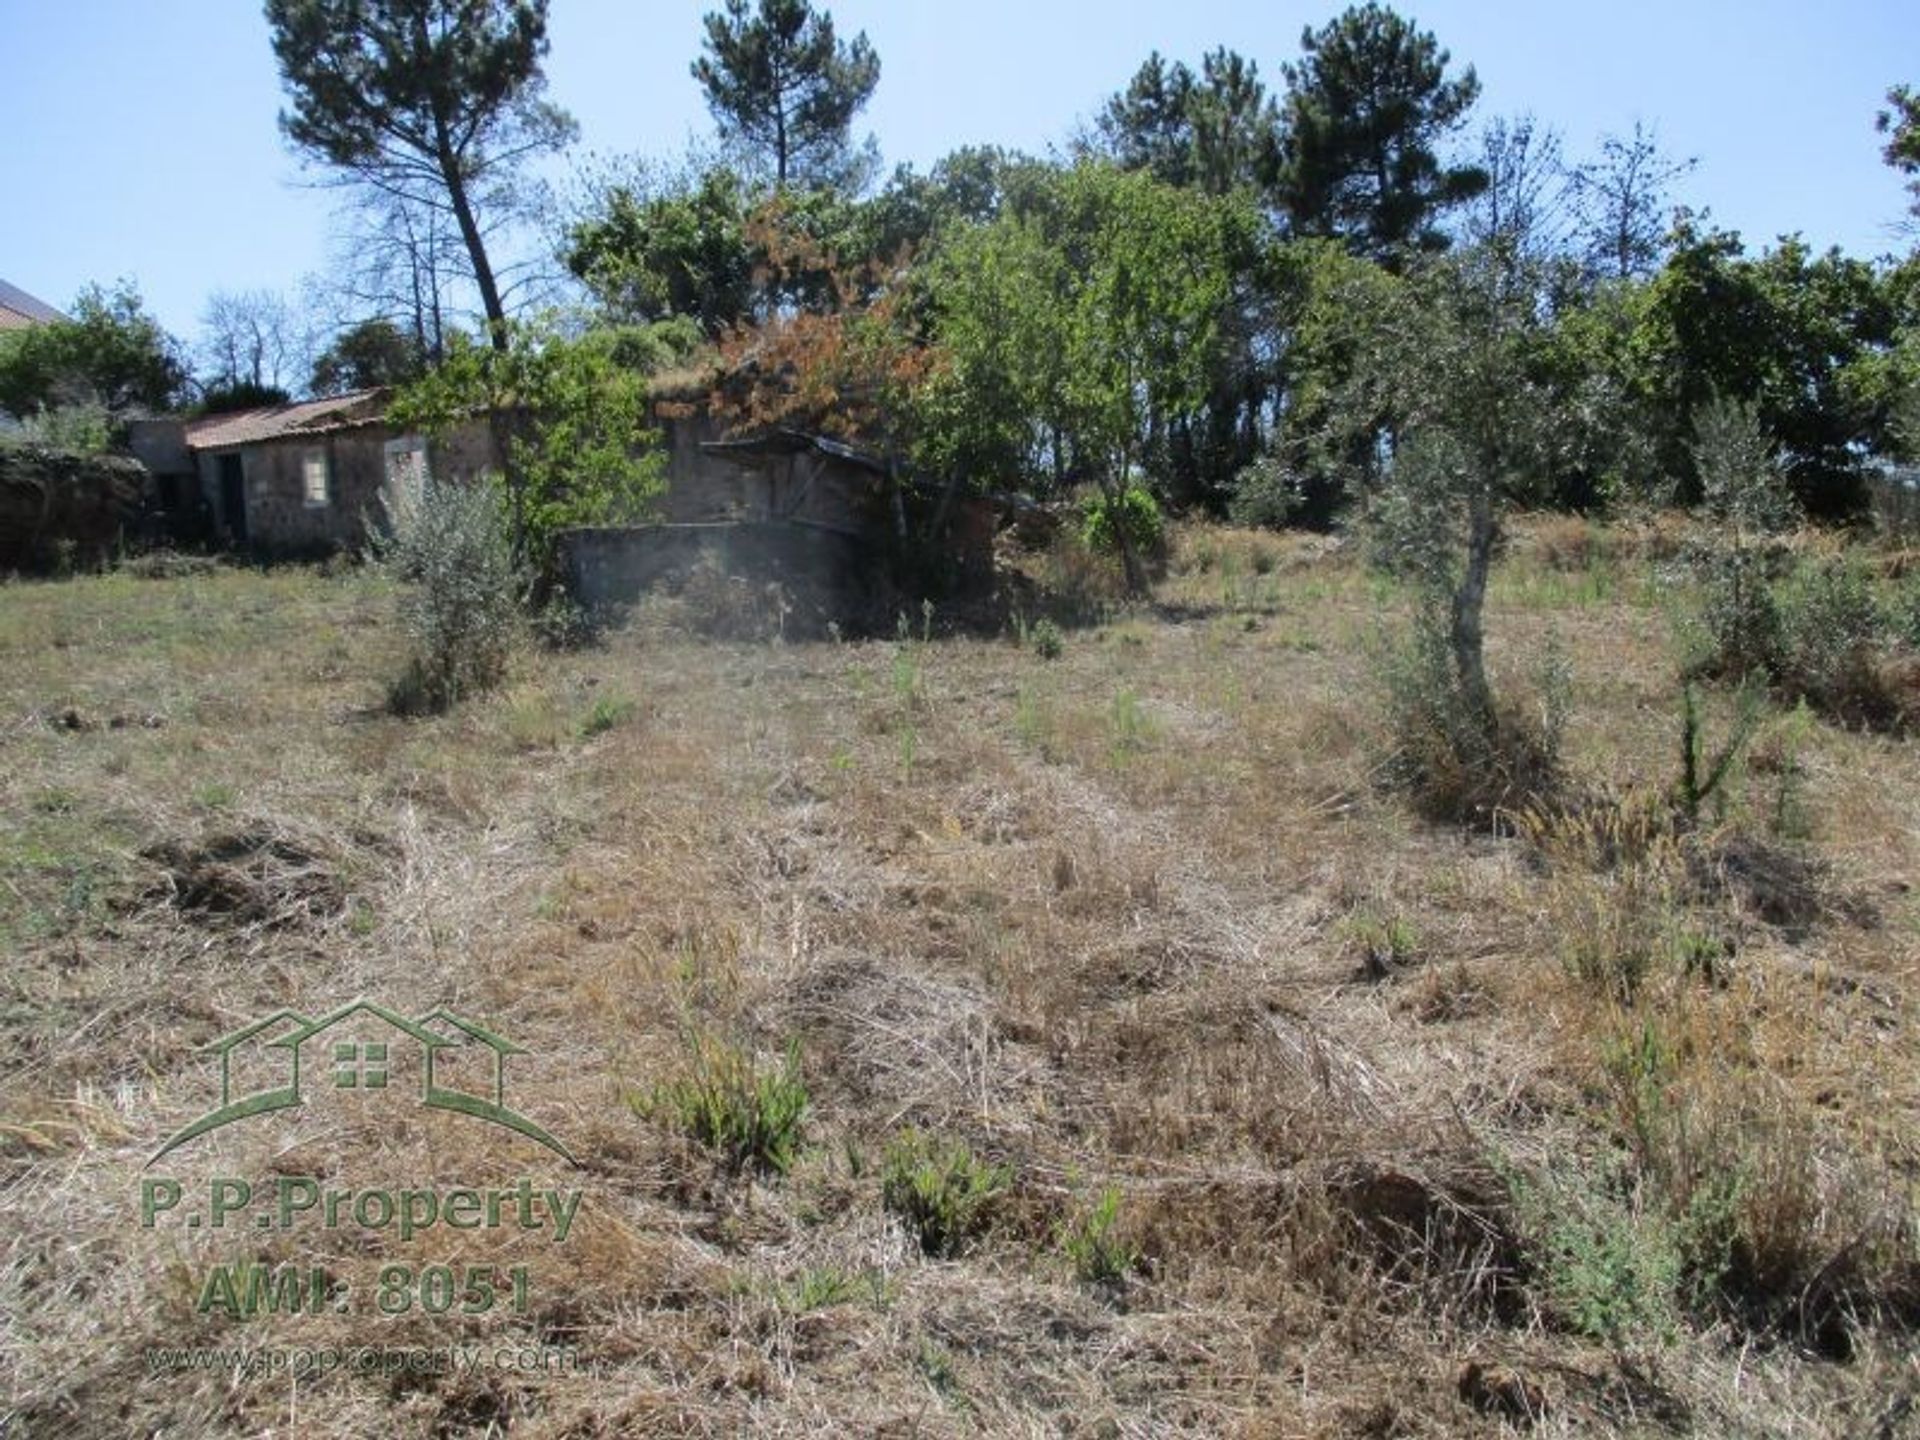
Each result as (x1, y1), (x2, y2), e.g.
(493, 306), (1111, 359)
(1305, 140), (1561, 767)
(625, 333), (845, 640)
(1, 524), (1916, 1436)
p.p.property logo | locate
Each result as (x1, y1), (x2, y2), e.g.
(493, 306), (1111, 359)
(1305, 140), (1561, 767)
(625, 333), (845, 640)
(140, 999), (582, 1343)
(149, 996), (576, 1165)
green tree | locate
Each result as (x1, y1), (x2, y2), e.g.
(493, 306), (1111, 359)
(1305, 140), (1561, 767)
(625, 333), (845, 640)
(310, 318), (430, 394)
(388, 320), (665, 579)
(264, 0), (575, 353)
(692, 0), (880, 191)
(1879, 84), (1920, 222)
(0, 280), (189, 420)
(1091, 48), (1282, 198)
(1092, 52), (1198, 187)
(1260, 237), (1403, 526)
(1625, 220), (1894, 515)
(565, 166), (756, 333)
(920, 165), (1258, 588)
(1277, 2), (1485, 261)
(1327, 246), (1574, 731)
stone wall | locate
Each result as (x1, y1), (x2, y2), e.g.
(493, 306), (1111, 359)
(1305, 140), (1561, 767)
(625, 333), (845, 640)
(197, 431), (387, 554)
(557, 521), (881, 633)
(195, 419), (497, 556)
(0, 444), (148, 571)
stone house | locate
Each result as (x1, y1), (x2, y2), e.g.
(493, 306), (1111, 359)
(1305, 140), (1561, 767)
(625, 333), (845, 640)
(134, 389), (496, 554)
(559, 425), (997, 627)
(129, 384), (995, 622)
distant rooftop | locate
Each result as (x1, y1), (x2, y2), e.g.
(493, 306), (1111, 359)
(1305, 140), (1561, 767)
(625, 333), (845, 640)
(0, 278), (65, 331)
(183, 389), (391, 449)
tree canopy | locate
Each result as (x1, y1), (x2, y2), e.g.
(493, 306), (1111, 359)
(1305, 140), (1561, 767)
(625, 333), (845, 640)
(1277, 2), (1485, 259)
(265, 0), (576, 350)
(0, 281), (190, 420)
(1092, 48), (1282, 198)
(310, 317), (432, 394)
(692, 0), (880, 191)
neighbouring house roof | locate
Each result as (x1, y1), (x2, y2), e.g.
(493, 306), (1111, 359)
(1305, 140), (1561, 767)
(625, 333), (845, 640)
(183, 388), (392, 450)
(0, 278), (65, 331)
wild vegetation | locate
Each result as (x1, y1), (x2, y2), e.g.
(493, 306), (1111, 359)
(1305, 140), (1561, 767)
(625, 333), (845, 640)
(2, 518), (1918, 1435)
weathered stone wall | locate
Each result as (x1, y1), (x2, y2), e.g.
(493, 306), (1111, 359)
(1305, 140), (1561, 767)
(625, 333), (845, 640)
(196, 432), (386, 554)
(0, 444), (148, 571)
(194, 419), (497, 555)
(428, 421), (499, 488)
(557, 521), (881, 633)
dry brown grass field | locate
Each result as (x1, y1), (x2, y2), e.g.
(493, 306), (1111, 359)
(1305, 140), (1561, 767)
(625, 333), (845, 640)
(2, 519), (1917, 1437)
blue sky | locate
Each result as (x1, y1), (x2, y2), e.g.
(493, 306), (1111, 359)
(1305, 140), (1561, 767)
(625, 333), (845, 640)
(2, 0), (1914, 350)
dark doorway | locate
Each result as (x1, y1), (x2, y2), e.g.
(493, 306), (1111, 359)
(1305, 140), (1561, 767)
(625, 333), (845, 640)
(218, 454), (247, 545)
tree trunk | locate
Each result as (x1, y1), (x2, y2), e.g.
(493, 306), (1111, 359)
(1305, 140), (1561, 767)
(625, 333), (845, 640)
(438, 149), (507, 353)
(417, 32), (506, 357)
(1450, 485), (1496, 727)
(1104, 469), (1146, 596)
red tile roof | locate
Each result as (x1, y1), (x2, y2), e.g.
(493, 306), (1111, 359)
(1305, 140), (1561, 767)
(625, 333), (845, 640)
(183, 388), (392, 450)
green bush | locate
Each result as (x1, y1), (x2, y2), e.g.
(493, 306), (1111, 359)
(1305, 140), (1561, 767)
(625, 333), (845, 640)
(1375, 607), (1565, 826)
(635, 1035), (808, 1175)
(5, 401), (115, 453)
(881, 1130), (1010, 1258)
(1059, 1186), (1137, 1285)
(1226, 455), (1300, 530)
(1080, 485), (1163, 558)
(372, 478), (524, 714)
(578, 693), (637, 737)
(1778, 558), (1893, 722)
(1688, 547), (1786, 685)
(1029, 617), (1064, 660)
(1887, 571), (1920, 650)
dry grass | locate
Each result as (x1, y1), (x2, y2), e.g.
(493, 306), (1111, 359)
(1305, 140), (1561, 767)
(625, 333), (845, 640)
(2, 524), (1918, 1436)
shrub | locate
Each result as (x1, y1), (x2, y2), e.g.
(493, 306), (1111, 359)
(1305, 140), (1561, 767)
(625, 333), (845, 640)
(372, 478), (523, 714)
(634, 1035), (808, 1175)
(1345, 908), (1419, 978)
(1693, 394), (1799, 537)
(1226, 455), (1300, 530)
(1687, 547), (1785, 685)
(9, 401), (114, 453)
(578, 694), (637, 737)
(1887, 572), (1920, 650)
(1675, 679), (1764, 828)
(531, 593), (597, 651)
(881, 1130), (1010, 1257)
(1080, 485), (1163, 558)
(1866, 466), (1920, 538)
(1517, 1169), (1683, 1344)
(1029, 616), (1064, 660)
(1376, 609), (1564, 827)
(1778, 558), (1896, 724)
(1059, 1186), (1138, 1285)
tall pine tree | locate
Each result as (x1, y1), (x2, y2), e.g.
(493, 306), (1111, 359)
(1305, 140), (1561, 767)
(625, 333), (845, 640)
(692, 0), (881, 191)
(1277, 3), (1484, 261)
(265, 0), (574, 352)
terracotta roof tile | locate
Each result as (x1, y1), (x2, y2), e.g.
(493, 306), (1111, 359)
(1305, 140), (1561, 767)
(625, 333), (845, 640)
(183, 389), (393, 449)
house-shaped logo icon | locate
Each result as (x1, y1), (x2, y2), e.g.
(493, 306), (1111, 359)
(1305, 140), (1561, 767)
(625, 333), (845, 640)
(149, 998), (575, 1165)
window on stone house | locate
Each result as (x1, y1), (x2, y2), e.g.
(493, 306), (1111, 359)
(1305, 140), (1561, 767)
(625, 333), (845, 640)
(302, 448), (330, 508)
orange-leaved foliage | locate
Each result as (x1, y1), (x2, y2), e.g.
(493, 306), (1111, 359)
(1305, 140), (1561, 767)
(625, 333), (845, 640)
(708, 196), (945, 452)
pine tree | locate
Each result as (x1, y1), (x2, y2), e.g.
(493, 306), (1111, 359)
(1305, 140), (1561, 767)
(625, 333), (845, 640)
(692, 0), (881, 191)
